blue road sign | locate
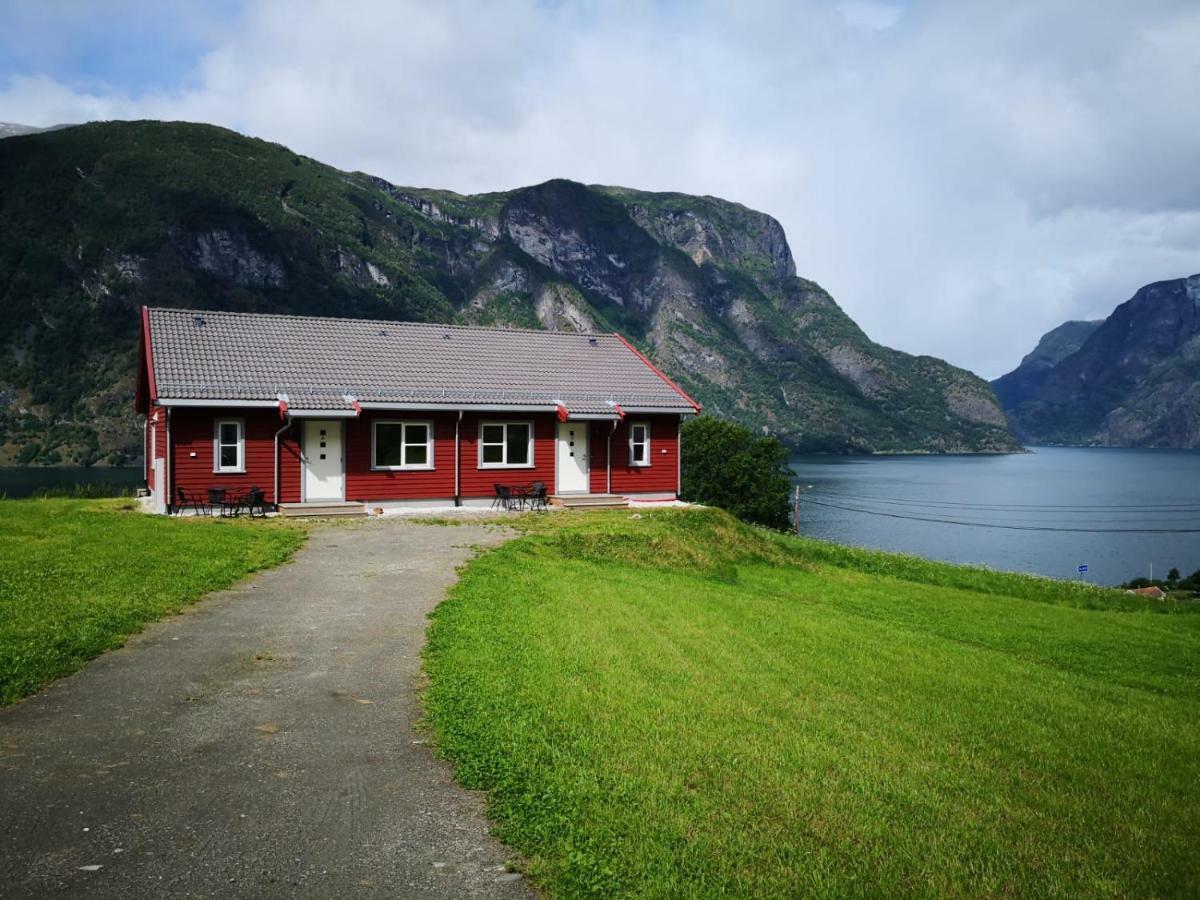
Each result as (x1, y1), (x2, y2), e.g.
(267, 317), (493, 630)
(1077, 564), (1089, 574)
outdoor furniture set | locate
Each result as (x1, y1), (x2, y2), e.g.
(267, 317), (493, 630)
(173, 486), (269, 517)
(492, 481), (549, 512)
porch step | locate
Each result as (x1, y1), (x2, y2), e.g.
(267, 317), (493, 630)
(548, 494), (629, 510)
(277, 501), (366, 519)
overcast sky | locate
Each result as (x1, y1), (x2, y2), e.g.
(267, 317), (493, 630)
(2, 0), (1197, 378)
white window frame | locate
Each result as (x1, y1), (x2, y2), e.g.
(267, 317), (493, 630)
(629, 421), (651, 467)
(371, 419), (435, 471)
(478, 420), (535, 469)
(213, 418), (245, 474)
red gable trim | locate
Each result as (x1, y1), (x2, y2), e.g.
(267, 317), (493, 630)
(613, 333), (701, 411)
(141, 306), (158, 403)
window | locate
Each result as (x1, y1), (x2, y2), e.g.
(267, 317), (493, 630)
(214, 419), (245, 473)
(629, 422), (651, 466)
(372, 420), (434, 470)
(479, 421), (533, 468)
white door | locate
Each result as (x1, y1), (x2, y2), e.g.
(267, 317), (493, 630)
(556, 421), (589, 494)
(303, 419), (345, 501)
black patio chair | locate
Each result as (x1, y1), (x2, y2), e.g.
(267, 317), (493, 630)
(245, 487), (268, 518)
(175, 487), (210, 516)
(527, 481), (548, 512)
(493, 484), (516, 511)
(492, 484), (509, 510)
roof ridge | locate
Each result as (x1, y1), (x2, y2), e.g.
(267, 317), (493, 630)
(147, 306), (615, 339)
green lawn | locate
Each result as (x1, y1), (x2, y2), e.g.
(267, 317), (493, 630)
(0, 498), (304, 704)
(424, 508), (1200, 898)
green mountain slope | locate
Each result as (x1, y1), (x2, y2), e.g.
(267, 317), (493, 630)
(0, 120), (1019, 465)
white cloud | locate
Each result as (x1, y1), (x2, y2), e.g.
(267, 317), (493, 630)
(837, 1), (903, 31)
(1, 0), (1197, 379)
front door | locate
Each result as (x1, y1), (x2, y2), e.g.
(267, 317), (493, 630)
(556, 421), (589, 494)
(303, 419), (345, 501)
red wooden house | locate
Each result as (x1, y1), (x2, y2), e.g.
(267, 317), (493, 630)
(136, 307), (700, 513)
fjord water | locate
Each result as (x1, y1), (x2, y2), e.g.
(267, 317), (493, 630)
(791, 447), (1200, 585)
(0, 467), (142, 499)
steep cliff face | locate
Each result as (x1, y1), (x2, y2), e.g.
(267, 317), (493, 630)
(995, 275), (1200, 447)
(0, 121), (1019, 465)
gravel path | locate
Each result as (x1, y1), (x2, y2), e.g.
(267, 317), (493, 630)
(0, 520), (533, 898)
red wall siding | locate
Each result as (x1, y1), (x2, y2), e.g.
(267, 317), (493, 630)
(460, 412), (557, 497)
(163, 408), (678, 505)
(345, 412), (457, 501)
(170, 407), (301, 504)
(589, 415), (680, 495)
(344, 411), (557, 501)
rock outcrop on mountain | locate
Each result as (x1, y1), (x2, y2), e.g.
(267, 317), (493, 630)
(0, 120), (1019, 465)
(993, 275), (1200, 447)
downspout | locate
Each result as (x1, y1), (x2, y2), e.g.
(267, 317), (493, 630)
(273, 418), (292, 508)
(607, 420), (617, 495)
(165, 407), (172, 513)
(454, 410), (463, 507)
(677, 415), (683, 499)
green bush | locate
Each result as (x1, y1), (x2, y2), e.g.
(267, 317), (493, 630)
(680, 415), (792, 529)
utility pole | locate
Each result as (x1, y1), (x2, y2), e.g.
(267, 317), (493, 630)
(793, 484), (801, 535)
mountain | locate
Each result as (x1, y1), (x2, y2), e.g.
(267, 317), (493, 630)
(0, 120), (1019, 466)
(991, 319), (1102, 410)
(0, 123), (70, 139)
(993, 275), (1200, 447)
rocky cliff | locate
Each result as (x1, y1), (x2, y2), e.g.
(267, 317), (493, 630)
(0, 120), (1019, 465)
(994, 275), (1200, 447)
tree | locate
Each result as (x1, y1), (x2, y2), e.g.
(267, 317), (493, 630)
(1167, 568), (1180, 583)
(680, 416), (793, 530)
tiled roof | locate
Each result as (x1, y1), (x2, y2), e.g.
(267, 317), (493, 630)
(146, 307), (698, 415)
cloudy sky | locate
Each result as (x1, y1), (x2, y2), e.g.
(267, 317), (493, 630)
(2, 0), (1197, 378)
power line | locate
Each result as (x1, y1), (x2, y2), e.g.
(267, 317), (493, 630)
(803, 498), (1200, 534)
(807, 490), (1200, 513)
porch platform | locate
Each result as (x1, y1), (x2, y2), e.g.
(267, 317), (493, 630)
(278, 501), (366, 519)
(548, 493), (629, 510)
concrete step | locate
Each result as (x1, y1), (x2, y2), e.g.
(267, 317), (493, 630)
(549, 494), (629, 510)
(278, 501), (366, 519)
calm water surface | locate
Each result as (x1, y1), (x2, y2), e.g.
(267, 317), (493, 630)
(790, 447), (1200, 585)
(0, 467), (143, 499)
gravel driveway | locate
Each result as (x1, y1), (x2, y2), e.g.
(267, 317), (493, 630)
(0, 519), (533, 898)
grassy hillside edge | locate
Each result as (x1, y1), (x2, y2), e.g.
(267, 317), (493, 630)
(424, 508), (1200, 897)
(0, 498), (305, 704)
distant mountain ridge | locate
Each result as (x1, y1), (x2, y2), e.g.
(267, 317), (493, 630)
(991, 319), (1102, 410)
(0, 120), (1019, 465)
(0, 122), (71, 139)
(993, 275), (1200, 447)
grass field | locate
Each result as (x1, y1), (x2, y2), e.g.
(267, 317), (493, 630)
(424, 508), (1200, 897)
(0, 498), (304, 704)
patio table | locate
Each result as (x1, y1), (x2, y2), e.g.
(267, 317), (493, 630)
(509, 483), (534, 511)
(208, 487), (247, 517)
